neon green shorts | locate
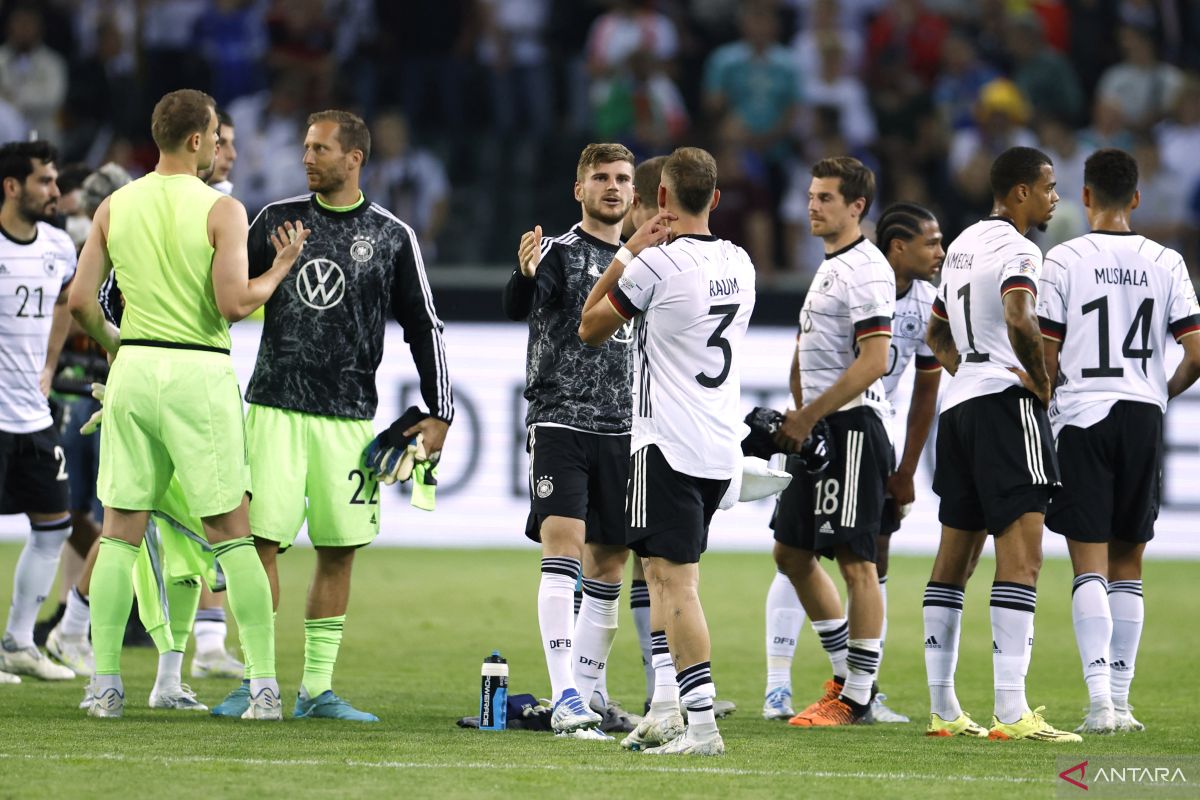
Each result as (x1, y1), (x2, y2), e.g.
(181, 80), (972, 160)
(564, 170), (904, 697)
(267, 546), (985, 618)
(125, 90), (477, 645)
(98, 346), (250, 518)
(246, 404), (379, 549)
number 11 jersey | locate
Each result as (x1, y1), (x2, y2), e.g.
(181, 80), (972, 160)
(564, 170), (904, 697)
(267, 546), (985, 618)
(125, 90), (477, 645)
(932, 217), (1042, 412)
(1037, 231), (1200, 434)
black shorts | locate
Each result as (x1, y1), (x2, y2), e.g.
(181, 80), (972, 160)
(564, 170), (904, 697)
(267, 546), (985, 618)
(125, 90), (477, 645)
(880, 498), (902, 537)
(0, 425), (70, 515)
(933, 386), (1060, 535)
(524, 425), (630, 547)
(771, 407), (892, 562)
(1046, 401), (1162, 544)
(626, 445), (729, 564)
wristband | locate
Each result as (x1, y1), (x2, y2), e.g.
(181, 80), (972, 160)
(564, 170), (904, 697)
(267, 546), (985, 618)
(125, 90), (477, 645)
(615, 246), (634, 266)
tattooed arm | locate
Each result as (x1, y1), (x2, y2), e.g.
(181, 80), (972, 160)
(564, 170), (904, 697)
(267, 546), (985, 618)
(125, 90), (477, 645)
(925, 314), (960, 377)
(1003, 289), (1051, 407)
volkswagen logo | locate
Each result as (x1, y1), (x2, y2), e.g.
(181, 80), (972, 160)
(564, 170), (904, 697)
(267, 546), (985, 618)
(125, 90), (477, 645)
(297, 258), (345, 309)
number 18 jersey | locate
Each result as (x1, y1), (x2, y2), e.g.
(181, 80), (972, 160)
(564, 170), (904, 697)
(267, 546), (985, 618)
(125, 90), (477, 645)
(933, 217), (1042, 412)
(1037, 231), (1200, 434)
(608, 234), (756, 480)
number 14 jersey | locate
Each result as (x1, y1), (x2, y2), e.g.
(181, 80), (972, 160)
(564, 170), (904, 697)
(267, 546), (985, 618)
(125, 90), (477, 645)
(1037, 231), (1200, 434)
(932, 217), (1042, 412)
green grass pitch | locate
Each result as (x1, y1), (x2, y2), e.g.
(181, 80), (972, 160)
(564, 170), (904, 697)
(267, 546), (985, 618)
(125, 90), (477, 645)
(0, 544), (1195, 799)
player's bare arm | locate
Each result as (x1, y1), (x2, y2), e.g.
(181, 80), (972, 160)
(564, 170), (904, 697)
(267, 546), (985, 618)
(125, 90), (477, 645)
(887, 366), (940, 508)
(210, 196), (309, 322)
(925, 314), (959, 376)
(578, 210), (674, 344)
(776, 333), (890, 450)
(1003, 289), (1051, 407)
(1168, 331), (1200, 399)
(68, 197), (120, 354)
(41, 285), (73, 397)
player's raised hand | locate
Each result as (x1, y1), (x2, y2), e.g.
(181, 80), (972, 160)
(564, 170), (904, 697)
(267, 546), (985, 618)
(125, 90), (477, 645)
(269, 220), (310, 271)
(626, 210), (677, 257)
(518, 225), (542, 278)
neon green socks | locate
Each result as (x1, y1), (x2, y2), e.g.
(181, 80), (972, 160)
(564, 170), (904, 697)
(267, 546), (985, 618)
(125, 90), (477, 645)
(211, 538), (275, 679)
(302, 616), (346, 697)
(90, 538), (140, 675)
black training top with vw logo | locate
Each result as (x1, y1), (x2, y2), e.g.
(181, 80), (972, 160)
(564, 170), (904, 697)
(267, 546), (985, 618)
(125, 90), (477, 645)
(502, 224), (631, 434)
(245, 193), (453, 422)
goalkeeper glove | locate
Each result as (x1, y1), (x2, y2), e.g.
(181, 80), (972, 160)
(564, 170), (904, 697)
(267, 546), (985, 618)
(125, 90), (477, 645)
(79, 382), (106, 435)
(363, 406), (428, 485)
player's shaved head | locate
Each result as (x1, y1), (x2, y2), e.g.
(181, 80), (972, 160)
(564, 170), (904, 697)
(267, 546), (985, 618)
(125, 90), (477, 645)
(1084, 148), (1139, 210)
(990, 146), (1053, 200)
(634, 156), (667, 208)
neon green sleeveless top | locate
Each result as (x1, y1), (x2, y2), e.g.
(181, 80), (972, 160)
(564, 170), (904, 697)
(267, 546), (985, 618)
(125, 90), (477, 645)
(107, 173), (229, 350)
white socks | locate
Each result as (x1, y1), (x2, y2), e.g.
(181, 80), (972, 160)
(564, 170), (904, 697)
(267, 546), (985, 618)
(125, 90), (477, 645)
(649, 631), (679, 708)
(193, 606), (228, 655)
(765, 571), (804, 691)
(923, 581), (965, 720)
(843, 638), (881, 705)
(572, 578), (620, 708)
(538, 557), (580, 704)
(810, 617), (849, 680)
(1108, 580), (1144, 710)
(1072, 573), (1113, 709)
(60, 585), (91, 639)
(630, 579), (653, 701)
(990, 582), (1036, 724)
(5, 518), (70, 648)
(155, 650), (184, 693)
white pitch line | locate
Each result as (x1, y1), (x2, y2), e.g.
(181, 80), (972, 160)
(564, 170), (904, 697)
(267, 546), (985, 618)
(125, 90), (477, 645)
(0, 752), (1043, 784)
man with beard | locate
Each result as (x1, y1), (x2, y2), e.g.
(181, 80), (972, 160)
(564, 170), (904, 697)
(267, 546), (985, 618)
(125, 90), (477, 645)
(922, 146), (1079, 741)
(763, 202), (945, 725)
(211, 110), (453, 722)
(0, 140), (77, 683)
(503, 143), (637, 737)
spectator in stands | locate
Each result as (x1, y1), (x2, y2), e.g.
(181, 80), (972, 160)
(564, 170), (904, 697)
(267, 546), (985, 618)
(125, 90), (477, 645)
(791, 0), (864, 79)
(362, 111), (450, 263)
(1034, 115), (1088, 247)
(138, 0), (208, 117)
(265, 0), (335, 107)
(932, 31), (1000, 131)
(1096, 24), (1185, 130)
(804, 35), (875, 149)
(478, 0), (554, 140)
(866, 0), (948, 87)
(379, 0), (475, 134)
(64, 12), (139, 161)
(1131, 134), (1190, 252)
(196, 0), (268, 107)
(592, 50), (688, 157)
(0, 4), (68, 144)
(1157, 74), (1200, 204)
(949, 78), (1036, 212)
(586, 0), (679, 81)
(1079, 95), (1136, 152)
(1008, 14), (1084, 125)
(226, 73), (310, 215)
(710, 117), (774, 274)
(703, 0), (801, 170)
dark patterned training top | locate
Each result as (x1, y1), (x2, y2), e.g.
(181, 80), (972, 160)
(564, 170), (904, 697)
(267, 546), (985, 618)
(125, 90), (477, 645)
(502, 224), (632, 434)
(245, 194), (453, 422)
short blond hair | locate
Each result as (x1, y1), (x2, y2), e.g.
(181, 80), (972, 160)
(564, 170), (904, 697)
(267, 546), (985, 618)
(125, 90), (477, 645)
(662, 147), (717, 214)
(576, 143), (635, 182)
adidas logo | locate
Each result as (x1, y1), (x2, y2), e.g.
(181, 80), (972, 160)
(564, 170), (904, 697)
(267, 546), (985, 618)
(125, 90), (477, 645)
(924, 636), (941, 649)
(819, 521), (834, 534)
(1088, 657), (1108, 668)
(992, 640), (1001, 653)
(0, 264), (7, 274)
(1111, 659), (1129, 671)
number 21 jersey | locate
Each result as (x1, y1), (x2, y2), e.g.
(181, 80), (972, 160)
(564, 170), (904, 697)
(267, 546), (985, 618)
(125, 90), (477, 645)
(932, 217), (1042, 412)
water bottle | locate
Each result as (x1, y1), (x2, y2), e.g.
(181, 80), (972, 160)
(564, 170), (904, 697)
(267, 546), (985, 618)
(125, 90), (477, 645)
(479, 651), (508, 730)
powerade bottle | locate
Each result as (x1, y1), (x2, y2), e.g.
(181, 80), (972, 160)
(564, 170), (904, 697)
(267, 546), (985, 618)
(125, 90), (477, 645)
(479, 651), (508, 730)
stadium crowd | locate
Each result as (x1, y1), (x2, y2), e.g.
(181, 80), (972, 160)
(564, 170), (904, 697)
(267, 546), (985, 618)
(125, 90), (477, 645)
(3, 0), (1199, 274)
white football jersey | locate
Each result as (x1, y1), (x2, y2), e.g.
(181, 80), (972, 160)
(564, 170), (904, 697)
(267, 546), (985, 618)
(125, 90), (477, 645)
(934, 218), (1042, 412)
(1038, 231), (1200, 434)
(797, 236), (895, 418)
(0, 222), (77, 433)
(609, 234), (756, 479)
(882, 278), (940, 407)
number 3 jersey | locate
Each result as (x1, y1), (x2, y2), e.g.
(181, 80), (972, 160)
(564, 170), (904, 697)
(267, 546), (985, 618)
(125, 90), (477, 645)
(1037, 231), (1200, 434)
(608, 234), (756, 480)
(0, 222), (77, 433)
(932, 217), (1042, 412)
(797, 236), (895, 419)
